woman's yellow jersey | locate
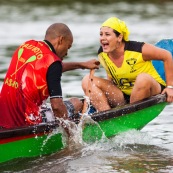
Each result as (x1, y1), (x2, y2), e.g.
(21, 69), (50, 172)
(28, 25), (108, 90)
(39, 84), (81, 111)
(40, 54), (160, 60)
(98, 41), (166, 95)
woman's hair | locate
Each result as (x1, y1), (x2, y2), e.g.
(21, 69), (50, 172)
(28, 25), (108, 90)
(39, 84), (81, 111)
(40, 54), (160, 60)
(113, 30), (125, 42)
(113, 30), (120, 37)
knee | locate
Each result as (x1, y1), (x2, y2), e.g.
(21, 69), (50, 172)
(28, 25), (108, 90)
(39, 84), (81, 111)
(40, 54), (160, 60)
(69, 97), (83, 113)
(135, 73), (151, 89)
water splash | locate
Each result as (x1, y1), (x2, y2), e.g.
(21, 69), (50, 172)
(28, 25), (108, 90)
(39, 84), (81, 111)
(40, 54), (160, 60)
(41, 124), (68, 152)
(80, 129), (153, 157)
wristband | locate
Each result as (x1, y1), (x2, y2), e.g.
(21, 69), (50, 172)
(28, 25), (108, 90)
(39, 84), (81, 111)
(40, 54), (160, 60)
(166, 86), (173, 89)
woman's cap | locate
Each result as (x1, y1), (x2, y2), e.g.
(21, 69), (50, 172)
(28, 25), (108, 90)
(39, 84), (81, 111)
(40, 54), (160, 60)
(101, 17), (130, 41)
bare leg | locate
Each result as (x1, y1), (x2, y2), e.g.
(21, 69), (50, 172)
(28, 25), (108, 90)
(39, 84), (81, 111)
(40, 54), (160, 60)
(130, 73), (161, 103)
(82, 75), (125, 111)
(69, 98), (83, 114)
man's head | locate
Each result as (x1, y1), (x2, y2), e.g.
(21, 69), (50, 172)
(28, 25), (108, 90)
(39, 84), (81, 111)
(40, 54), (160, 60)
(45, 23), (73, 59)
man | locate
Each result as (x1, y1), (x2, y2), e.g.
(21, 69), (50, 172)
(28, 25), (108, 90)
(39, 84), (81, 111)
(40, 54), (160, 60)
(0, 23), (100, 129)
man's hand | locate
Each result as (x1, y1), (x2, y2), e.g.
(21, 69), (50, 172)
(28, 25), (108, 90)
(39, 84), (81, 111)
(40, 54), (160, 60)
(82, 59), (100, 70)
(62, 59), (100, 72)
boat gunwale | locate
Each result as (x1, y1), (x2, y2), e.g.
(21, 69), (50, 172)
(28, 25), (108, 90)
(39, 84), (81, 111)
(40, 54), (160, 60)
(0, 94), (166, 140)
(0, 122), (60, 140)
(90, 94), (167, 122)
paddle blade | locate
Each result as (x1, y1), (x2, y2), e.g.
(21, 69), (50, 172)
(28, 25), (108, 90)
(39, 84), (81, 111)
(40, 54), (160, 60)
(26, 55), (37, 63)
(18, 48), (24, 59)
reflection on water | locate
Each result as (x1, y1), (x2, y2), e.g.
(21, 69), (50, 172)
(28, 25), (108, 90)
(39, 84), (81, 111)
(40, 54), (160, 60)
(68, 144), (173, 173)
(0, 1), (173, 172)
(1, 130), (173, 173)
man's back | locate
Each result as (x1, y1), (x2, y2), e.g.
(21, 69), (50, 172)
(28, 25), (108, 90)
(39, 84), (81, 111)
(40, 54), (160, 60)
(0, 40), (61, 128)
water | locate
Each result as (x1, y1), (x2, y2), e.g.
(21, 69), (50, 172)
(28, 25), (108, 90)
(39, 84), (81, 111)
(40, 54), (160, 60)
(0, 0), (173, 172)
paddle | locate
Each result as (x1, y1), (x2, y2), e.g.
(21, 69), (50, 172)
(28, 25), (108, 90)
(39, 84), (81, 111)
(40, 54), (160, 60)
(82, 69), (95, 114)
(11, 55), (37, 77)
(11, 48), (24, 78)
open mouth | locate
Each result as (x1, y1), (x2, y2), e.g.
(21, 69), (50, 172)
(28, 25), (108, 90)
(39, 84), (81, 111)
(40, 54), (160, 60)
(102, 42), (109, 49)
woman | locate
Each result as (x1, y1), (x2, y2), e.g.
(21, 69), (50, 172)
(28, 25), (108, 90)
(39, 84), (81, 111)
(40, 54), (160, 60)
(82, 17), (173, 112)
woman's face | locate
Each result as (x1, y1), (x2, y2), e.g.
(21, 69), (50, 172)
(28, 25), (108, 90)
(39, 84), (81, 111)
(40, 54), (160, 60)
(100, 27), (120, 53)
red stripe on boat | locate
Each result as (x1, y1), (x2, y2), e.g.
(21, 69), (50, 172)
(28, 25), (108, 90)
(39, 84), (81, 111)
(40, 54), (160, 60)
(0, 132), (46, 144)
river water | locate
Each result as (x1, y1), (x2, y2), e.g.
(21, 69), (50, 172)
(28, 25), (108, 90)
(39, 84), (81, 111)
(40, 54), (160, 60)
(0, 0), (173, 172)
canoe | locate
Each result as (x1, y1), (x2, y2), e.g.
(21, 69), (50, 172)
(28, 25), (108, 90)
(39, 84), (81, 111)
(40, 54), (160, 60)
(0, 94), (167, 164)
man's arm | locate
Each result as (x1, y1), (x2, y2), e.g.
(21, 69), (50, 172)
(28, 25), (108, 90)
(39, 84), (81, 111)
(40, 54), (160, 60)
(62, 59), (100, 72)
(47, 61), (68, 118)
(50, 98), (68, 119)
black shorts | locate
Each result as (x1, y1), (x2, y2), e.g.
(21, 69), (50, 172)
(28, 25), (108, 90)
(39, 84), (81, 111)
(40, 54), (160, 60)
(123, 83), (165, 104)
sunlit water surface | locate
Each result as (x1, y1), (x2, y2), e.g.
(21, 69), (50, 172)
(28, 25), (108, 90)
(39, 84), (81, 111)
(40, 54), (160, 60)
(0, 1), (173, 172)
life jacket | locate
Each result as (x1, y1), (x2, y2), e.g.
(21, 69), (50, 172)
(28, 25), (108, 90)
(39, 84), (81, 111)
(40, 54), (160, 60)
(0, 40), (62, 128)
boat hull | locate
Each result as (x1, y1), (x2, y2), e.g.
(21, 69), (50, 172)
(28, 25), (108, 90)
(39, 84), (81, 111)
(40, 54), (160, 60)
(0, 94), (167, 163)
(82, 101), (167, 142)
(0, 124), (66, 163)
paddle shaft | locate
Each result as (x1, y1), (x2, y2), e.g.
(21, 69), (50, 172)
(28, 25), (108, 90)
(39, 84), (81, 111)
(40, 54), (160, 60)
(82, 69), (95, 114)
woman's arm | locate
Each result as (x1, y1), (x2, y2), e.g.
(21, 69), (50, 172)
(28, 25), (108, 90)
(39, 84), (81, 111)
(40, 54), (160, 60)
(142, 43), (173, 102)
